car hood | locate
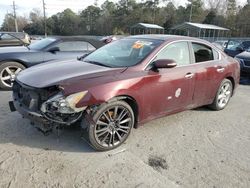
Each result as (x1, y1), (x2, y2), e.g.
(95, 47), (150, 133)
(16, 59), (126, 88)
(235, 51), (250, 59)
(0, 46), (31, 53)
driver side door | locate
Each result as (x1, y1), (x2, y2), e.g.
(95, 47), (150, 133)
(141, 41), (196, 120)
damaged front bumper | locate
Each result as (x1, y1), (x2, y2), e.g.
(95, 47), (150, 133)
(10, 100), (50, 125)
(10, 81), (88, 133)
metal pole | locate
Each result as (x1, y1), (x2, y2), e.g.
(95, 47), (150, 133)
(12, 1), (18, 32)
(189, 0), (193, 22)
(153, 0), (156, 24)
(213, 29), (215, 42)
(217, 30), (220, 41)
(6, 11), (9, 31)
(42, 0), (47, 37)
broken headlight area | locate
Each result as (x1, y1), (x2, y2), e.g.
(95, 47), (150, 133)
(40, 91), (88, 125)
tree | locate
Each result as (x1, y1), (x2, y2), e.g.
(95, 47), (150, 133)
(94, 1), (116, 35)
(225, 0), (237, 35)
(80, 6), (101, 35)
(56, 9), (80, 35)
(188, 0), (206, 23)
(235, 4), (250, 37)
(204, 0), (227, 14)
(1, 14), (28, 32)
(161, 2), (176, 30)
(23, 9), (44, 35)
(203, 9), (216, 24)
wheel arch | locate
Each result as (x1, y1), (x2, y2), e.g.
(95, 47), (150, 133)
(108, 95), (139, 128)
(225, 76), (235, 95)
(0, 59), (28, 68)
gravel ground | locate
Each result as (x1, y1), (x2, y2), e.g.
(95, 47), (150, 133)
(0, 85), (250, 188)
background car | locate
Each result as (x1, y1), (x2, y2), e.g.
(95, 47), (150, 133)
(100, 35), (125, 44)
(10, 35), (240, 151)
(224, 40), (250, 57)
(0, 36), (105, 89)
(212, 40), (237, 50)
(235, 50), (250, 77)
(0, 32), (30, 47)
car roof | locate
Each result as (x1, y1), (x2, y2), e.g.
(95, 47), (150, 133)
(48, 36), (105, 48)
(214, 40), (227, 42)
(126, 34), (210, 43)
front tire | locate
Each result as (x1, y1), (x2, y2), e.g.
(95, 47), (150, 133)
(0, 62), (25, 90)
(209, 79), (233, 110)
(88, 100), (135, 151)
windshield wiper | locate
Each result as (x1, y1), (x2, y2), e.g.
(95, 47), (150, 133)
(84, 60), (112, 68)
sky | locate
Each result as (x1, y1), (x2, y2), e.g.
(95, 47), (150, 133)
(0, 0), (248, 26)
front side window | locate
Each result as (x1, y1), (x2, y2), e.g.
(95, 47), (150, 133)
(83, 38), (163, 67)
(192, 43), (214, 63)
(154, 41), (191, 66)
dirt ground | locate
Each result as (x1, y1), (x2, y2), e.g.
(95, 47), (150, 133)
(0, 85), (250, 188)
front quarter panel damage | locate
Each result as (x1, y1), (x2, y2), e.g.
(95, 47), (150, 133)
(61, 73), (145, 122)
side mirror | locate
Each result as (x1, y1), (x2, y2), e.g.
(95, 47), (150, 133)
(153, 59), (177, 69)
(77, 53), (89, 61)
(48, 46), (60, 53)
(236, 46), (244, 52)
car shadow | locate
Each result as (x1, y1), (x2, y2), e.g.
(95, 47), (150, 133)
(192, 106), (211, 111)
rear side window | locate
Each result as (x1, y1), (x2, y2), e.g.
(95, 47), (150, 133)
(55, 41), (96, 52)
(192, 43), (214, 63)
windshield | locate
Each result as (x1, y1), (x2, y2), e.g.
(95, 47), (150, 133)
(83, 38), (163, 67)
(29, 38), (56, 50)
(225, 40), (241, 50)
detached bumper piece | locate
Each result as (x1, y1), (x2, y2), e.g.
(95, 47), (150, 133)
(9, 101), (16, 112)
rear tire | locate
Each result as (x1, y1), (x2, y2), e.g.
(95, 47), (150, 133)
(0, 62), (25, 90)
(208, 79), (233, 111)
(88, 100), (135, 151)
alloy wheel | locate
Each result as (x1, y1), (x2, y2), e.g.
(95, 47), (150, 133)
(94, 106), (133, 148)
(217, 82), (232, 109)
(0, 66), (22, 88)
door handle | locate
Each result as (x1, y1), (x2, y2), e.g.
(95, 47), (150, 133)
(217, 67), (225, 73)
(185, 73), (194, 79)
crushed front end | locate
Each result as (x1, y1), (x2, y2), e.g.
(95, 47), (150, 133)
(10, 81), (87, 133)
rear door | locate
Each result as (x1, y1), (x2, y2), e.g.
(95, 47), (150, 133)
(142, 41), (196, 119)
(190, 42), (226, 106)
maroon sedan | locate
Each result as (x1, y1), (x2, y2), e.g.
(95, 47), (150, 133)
(10, 35), (240, 151)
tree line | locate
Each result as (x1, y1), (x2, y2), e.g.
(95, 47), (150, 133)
(1, 0), (250, 37)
